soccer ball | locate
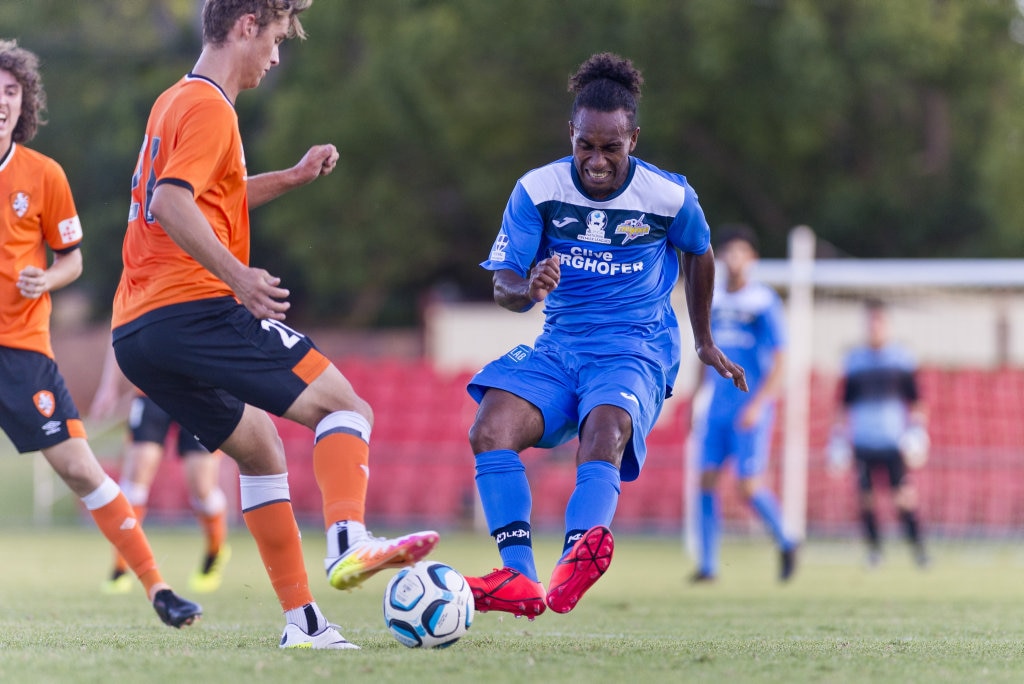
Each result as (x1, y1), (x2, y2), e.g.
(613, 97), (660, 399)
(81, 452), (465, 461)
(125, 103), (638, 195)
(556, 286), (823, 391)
(383, 561), (474, 648)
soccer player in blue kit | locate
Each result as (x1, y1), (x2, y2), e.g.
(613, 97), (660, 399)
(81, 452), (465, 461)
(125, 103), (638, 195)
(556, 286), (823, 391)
(464, 52), (746, 618)
(689, 225), (797, 583)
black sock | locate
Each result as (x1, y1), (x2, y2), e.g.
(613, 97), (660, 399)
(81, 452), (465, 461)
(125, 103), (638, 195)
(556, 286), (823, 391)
(861, 510), (880, 548)
(900, 509), (921, 546)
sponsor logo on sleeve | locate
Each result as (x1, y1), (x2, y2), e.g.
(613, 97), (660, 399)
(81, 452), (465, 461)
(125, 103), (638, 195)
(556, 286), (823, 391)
(489, 232), (509, 262)
(58, 215), (83, 244)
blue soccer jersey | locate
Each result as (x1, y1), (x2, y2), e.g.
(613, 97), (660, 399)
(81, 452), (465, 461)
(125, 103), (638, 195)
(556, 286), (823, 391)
(842, 344), (919, 450)
(480, 156), (710, 390)
(704, 280), (786, 419)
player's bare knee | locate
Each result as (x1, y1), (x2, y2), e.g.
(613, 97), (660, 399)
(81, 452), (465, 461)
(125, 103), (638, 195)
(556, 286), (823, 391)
(468, 419), (500, 454)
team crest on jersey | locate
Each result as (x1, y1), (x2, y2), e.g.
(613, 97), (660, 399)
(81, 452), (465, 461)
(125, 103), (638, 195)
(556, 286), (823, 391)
(11, 192), (29, 218)
(615, 214), (651, 244)
(577, 210), (611, 244)
(33, 391), (56, 418)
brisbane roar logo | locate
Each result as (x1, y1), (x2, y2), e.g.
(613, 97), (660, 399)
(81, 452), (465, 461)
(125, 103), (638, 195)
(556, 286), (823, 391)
(33, 390), (56, 418)
(11, 192), (29, 218)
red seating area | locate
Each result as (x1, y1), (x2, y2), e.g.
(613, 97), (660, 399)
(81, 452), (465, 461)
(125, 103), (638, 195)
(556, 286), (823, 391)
(127, 360), (1024, 537)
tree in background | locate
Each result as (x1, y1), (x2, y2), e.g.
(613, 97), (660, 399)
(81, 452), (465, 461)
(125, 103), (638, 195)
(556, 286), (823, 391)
(5, 0), (1024, 326)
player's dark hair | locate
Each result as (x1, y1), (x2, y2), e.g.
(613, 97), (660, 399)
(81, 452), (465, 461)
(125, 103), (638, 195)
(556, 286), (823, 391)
(568, 52), (643, 129)
(0, 39), (46, 144)
(714, 223), (760, 253)
(202, 0), (312, 47)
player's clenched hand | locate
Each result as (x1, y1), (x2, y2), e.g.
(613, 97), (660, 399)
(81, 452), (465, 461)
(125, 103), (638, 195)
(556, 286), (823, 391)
(294, 144), (339, 184)
(697, 343), (748, 392)
(234, 267), (291, 321)
(528, 257), (560, 303)
(16, 265), (49, 299)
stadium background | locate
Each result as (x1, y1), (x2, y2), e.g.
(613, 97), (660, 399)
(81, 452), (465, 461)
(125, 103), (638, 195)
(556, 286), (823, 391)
(4, 1), (1024, 545)
(39, 270), (1024, 545)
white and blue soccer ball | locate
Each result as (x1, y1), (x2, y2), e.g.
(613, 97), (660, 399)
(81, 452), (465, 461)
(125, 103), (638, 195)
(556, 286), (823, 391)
(383, 561), (474, 648)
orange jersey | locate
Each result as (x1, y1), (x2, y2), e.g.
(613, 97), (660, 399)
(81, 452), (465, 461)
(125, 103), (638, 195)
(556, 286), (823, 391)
(0, 143), (83, 358)
(112, 74), (249, 328)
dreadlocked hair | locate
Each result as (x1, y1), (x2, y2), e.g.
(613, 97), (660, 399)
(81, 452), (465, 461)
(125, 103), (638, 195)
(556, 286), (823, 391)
(568, 52), (643, 128)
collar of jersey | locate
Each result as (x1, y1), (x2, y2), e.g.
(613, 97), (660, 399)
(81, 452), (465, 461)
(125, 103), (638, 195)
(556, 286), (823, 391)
(185, 72), (234, 107)
(569, 156), (636, 203)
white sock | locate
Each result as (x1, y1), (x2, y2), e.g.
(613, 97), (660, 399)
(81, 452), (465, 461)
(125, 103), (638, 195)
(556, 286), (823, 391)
(285, 602), (327, 635)
(190, 488), (227, 516)
(118, 479), (150, 508)
(326, 520), (367, 557)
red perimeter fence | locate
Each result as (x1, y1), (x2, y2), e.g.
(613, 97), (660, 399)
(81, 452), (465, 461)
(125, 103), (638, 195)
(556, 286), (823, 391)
(123, 360), (1024, 538)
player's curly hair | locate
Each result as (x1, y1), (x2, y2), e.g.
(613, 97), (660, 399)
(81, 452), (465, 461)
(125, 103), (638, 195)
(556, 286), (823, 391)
(202, 0), (312, 46)
(0, 39), (46, 145)
(568, 52), (644, 128)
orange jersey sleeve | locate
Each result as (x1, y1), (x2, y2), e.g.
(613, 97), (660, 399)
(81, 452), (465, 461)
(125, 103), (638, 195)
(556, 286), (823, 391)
(0, 144), (83, 357)
(112, 75), (249, 328)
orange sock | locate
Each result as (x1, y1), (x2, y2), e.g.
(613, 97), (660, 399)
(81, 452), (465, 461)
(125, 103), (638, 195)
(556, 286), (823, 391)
(242, 501), (313, 611)
(112, 503), (148, 573)
(198, 509), (227, 556)
(90, 494), (162, 595)
(313, 431), (369, 529)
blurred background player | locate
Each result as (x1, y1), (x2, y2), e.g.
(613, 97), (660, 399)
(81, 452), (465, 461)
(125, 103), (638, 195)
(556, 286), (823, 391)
(0, 38), (200, 627)
(465, 52), (745, 618)
(110, 0), (437, 648)
(91, 346), (230, 594)
(833, 298), (929, 568)
(689, 225), (797, 583)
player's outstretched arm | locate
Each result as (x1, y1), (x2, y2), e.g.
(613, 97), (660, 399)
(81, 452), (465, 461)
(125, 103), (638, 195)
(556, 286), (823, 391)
(682, 249), (748, 392)
(247, 144), (339, 209)
(150, 183), (290, 321)
(493, 258), (560, 313)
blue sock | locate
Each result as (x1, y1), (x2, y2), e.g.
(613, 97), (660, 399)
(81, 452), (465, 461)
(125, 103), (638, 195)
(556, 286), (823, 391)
(699, 491), (719, 576)
(749, 488), (792, 550)
(475, 449), (538, 581)
(561, 461), (620, 558)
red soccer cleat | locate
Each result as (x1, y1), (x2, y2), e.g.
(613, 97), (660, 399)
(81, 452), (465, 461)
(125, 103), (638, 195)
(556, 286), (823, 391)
(545, 525), (614, 614)
(466, 567), (546, 619)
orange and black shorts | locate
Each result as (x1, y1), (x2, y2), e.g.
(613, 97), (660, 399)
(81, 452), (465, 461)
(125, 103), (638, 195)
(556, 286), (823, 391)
(113, 297), (329, 452)
(0, 346), (86, 453)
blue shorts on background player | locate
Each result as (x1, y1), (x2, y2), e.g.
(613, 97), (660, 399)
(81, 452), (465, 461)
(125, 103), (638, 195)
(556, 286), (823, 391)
(689, 224), (798, 584)
(463, 53), (746, 619)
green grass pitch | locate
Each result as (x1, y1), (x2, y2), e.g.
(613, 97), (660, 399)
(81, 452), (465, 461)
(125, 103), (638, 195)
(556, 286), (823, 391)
(2, 525), (1024, 683)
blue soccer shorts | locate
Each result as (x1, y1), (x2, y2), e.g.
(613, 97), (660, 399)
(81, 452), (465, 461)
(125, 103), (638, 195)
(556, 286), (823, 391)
(114, 297), (330, 452)
(698, 405), (776, 480)
(128, 394), (208, 456)
(467, 340), (668, 482)
(0, 346), (87, 453)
